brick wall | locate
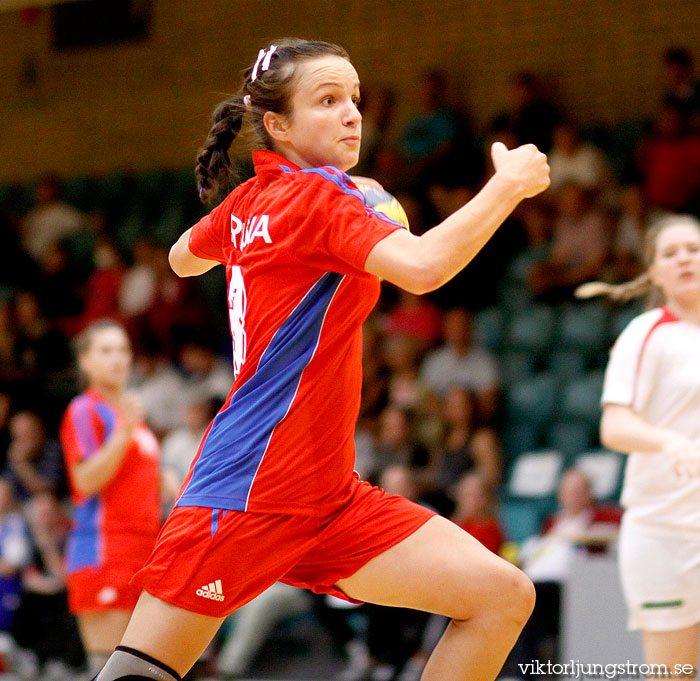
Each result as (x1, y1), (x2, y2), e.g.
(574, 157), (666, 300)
(0, 0), (697, 182)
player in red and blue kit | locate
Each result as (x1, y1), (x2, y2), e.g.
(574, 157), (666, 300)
(93, 38), (551, 681)
(60, 320), (161, 676)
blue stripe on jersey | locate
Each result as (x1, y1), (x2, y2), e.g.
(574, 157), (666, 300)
(280, 164), (406, 229)
(95, 402), (116, 438)
(66, 497), (103, 572)
(176, 271), (345, 511)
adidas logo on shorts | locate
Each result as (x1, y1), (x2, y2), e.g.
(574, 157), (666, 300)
(196, 579), (225, 602)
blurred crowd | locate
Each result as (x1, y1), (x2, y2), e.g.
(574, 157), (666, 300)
(0, 45), (698, 681)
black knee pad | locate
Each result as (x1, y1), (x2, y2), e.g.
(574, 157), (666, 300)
(93, 646), (181, 681)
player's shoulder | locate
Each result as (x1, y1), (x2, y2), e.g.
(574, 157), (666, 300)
(614, 307), (677, 350)
(284, 164), (365, 202)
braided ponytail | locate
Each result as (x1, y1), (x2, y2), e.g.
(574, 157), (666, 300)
(575, 273), (654, 303)
(195, 38), (350, 203)
(195, 94), (246, 203)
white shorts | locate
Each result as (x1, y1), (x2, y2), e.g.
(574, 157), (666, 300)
(618, 516), (700, 631)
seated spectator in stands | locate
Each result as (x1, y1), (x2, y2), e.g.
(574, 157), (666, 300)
(422, 388), (501, 515)
(384, 291), (442, 352)
(547, 122), (612, 196)
(0, 479), (32, 634)
(450, 471), (504, 555)
(118, 239), (158, 323)
(178, 339), (233, 405)
(0, 209), (39, 292)
(0, 300), (23, 386)
(514, 469), (621, 674)
(610, 184), (665, 282)
(419, 308), (500, 423)
(371, 406), (429, 481)
(661, 46), (700, 128)
(381, 335), (427, 411)
(638, 100), (700, 213)
(13, 290), (72, 378)
(13, 492), (84, 676)
(161, 397), (219, 506)
(19, 175), (85, 263)
(131, 341), (188, 437)
(34, 241), (84, 324)
(3, 411), (65, 502)
(527, 182), (610, 301)
(488, 72), (561, 153)
(0, 391), (11, 472)
(75, 238), (125, 332)
(397, 69), (480, 190)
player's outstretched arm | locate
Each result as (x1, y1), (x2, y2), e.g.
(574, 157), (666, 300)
(364, 142), (550, 294)
(169, 228), (219, 277)
(600, 403), (695, 455)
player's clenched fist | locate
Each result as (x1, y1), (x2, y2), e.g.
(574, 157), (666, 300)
(491, 141), (550, 199)
(120, 392), (144, 430)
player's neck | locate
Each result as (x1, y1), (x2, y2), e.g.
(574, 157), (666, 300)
(89, 384), (123, 405)
(664, 298), (700, 327)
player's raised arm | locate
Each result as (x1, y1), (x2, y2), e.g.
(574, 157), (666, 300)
(364, 142), (550, 294)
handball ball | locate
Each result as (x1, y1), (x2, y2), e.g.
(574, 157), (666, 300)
(354, 183), (410, 232)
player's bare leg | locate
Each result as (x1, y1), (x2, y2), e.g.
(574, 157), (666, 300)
(642, 625), (699, 675)
(78, 610), (132, 676)
(335, 515), (535, 681)
(115, 591), (225, 676)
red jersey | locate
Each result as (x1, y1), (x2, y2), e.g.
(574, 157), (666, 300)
(60, 389), (161, 574)
(177, 150), (403, 516)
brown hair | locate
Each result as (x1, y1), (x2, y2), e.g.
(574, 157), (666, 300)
(195, 38), (350, 203)
(73, 319), (129, 356)
(575, 214), (700, 306)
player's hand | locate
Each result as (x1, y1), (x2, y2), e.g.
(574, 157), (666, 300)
(664, 436), (700, 478)
(491, 141), (550, 199)
(119, 392), (144, 431)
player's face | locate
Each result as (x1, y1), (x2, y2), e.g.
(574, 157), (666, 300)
(80, 326), (132, 392)
(273, 56), (362, 171)
(650, 222), (700, 306)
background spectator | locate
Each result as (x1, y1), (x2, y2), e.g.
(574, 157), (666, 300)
(420, 308), (500, 423)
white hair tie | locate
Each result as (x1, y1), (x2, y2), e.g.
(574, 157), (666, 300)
(251, 45), (278, 82)
(243, 94), (252, 109)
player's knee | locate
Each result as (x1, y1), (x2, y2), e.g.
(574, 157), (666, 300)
(460, 561), (534, 626)
(495, 564), (535, 625)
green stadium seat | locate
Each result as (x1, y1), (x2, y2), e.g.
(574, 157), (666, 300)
(502, 423), (540, 458)
(500, 350), (536, 385)
(505, 372), (558, 426)
(547, 349), (587, 381)
(547, 420), (597, 458)
(473, 306), (505, 351)
(554, 300), (610, 357)
(499, 500), (544, 543)
(505, 305), (555, 355)
(559, 371), (605, 426)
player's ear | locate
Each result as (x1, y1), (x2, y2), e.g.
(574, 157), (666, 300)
(263, 111), (289, 143)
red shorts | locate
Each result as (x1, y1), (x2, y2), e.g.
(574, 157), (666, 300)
(68, 566), (143, 614)
(131, 479), (435, 616)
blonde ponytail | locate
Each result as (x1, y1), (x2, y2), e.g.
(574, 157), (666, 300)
(574, 272), (654, 303)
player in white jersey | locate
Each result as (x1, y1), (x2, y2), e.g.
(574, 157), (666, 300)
(577, 214), (700, 671)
